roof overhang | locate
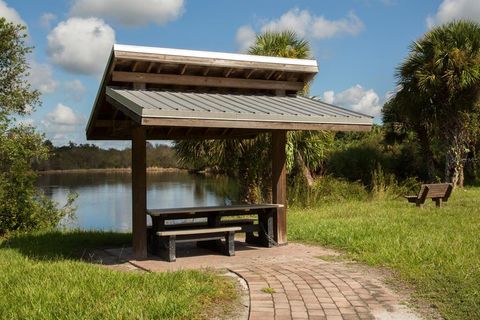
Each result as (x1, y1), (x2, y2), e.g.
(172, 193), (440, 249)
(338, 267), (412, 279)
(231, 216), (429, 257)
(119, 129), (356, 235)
(86, 44), (372, 140)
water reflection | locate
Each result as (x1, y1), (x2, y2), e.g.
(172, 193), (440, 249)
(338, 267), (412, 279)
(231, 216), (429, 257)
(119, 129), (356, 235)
(37, 172), (239, 232)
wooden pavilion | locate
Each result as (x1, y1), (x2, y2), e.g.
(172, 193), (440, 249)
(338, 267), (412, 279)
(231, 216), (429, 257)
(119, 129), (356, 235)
(86, 44), (373, 259)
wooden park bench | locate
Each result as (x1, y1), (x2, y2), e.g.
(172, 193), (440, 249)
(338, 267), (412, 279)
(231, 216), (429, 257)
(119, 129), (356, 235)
(156, 226), (241, 262)
(405, 183), (453, 208)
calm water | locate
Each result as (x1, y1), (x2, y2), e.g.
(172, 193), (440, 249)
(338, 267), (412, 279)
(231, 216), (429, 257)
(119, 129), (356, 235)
(37, 171), (239, 232)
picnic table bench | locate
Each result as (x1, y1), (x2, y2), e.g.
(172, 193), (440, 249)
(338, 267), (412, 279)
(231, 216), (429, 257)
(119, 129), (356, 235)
(147, 204), (282, 261)
(405, 183), (453, 207)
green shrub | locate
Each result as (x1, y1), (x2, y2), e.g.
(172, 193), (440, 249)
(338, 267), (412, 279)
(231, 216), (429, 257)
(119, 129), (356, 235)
(289, 175), (368, 208)
(0, 19), (76, 235)
(370, 164), (420, 200)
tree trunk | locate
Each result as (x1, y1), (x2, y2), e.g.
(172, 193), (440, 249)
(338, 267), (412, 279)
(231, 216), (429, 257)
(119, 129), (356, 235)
(296, 151), (314, 187)
(445, 126), (467, 189)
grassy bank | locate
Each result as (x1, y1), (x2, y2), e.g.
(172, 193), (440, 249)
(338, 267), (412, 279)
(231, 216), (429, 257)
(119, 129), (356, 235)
(37, 167), (187, 174)
(289, 187), (480, 319)
(0, 231), (237, 320)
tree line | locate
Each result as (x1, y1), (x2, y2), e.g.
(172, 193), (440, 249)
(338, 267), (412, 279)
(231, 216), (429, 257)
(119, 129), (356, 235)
(34, 141), (180, 171)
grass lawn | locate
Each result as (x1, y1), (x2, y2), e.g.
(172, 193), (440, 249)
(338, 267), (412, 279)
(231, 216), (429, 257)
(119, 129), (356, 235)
(289, 187), (480, 320)
(0, 231), (238, 320)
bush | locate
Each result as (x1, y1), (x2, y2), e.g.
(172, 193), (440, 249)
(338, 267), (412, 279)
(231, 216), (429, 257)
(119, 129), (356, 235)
(0, 122), (76, 235)
(289, 175), (368, 208)
(370, 164), (420, 200)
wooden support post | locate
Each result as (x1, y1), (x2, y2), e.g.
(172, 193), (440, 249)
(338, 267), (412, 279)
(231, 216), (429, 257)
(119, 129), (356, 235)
(132, 126), (147, 259)
(272, 130), (287, 245)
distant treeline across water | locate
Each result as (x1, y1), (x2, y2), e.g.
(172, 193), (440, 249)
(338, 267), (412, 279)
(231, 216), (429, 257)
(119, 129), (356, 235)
(34, 141), (181, 171)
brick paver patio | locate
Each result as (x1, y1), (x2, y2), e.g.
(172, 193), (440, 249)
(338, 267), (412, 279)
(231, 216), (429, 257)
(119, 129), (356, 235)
(105, 241), (420, 320)
(230, 258), (417, 320)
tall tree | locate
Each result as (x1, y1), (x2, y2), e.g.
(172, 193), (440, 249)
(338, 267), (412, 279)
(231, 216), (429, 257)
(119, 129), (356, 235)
(390, 20), (480, 187)
(0, 18), (74, 234)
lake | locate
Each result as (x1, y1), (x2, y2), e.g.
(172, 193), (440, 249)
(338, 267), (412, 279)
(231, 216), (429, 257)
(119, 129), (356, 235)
(37, 171), (239, 232)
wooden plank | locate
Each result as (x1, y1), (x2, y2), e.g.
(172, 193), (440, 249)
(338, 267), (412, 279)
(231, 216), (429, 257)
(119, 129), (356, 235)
(140, 117), (373, 132)
(114, 50), (319, 73)
(272, 130), (287, 245)
(112, 71), (304, 91)
(132, 126), (147, 259)
(157, 226), (241, 236)
(148, 204), (283, 216)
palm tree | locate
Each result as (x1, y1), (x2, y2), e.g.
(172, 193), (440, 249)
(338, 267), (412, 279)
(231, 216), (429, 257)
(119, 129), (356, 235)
(249, 30), (311, 58)
(391, 20), (480, 187)
(175, 31), (333, 201)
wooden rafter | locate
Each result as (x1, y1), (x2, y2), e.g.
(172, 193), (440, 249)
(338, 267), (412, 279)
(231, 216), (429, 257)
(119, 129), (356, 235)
(266, 70), (275, 80)
(180, 64), (187, 75)
(132, 61), (140, 72)
(245, 69), (256, 79)
(146, 62), (155, 73)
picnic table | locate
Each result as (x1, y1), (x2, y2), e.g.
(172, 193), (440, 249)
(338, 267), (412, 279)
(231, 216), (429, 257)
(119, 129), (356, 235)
(147, 204), (282, 261)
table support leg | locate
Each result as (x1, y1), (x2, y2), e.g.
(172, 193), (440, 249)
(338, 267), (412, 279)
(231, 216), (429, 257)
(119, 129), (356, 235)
(258, 209), (274, 247)
(197, 214), (223, 250)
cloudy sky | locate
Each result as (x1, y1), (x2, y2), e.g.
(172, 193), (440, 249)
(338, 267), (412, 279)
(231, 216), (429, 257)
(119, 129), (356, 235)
(2, 0), (479, 146)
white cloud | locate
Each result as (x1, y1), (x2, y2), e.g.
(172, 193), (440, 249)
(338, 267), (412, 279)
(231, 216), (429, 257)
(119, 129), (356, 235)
(310, 12), (364, 39)
(427, 0), (480, 28)
(40, 13), (57, 29)
(322, 85), (381, 117)
(64, 79), (87, 101)
(236, 25), (256, 52)
(70, 0), (184, 26)
(261, 8), (364, 38)
(236, 7), (364, 53)
(47, 17), (115, 75)
(261, 8), (313, 38)
(28, 61), (58, 94)
(0, 0), (25, 25)
(44, 103), (84, 126)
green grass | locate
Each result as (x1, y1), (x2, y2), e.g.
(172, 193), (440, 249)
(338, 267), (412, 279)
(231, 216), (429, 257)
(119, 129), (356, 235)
(0, 231), (238, 320)
(289, 187), (480, 320)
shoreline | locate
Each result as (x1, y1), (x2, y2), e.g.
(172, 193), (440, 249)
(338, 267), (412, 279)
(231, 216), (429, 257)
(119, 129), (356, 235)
(37, 167), (188, 174)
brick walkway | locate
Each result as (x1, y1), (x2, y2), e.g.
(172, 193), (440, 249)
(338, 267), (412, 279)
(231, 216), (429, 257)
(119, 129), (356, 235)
(230, 259), (418, 320)
(107, 242), (420, 320)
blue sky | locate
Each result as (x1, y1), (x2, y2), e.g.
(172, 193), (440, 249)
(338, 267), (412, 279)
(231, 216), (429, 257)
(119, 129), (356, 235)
(2, 0), (479, 147)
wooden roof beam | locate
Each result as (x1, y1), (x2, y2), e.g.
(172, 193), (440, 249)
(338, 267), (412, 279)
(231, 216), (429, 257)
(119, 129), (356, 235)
(112, 71), (304, 91)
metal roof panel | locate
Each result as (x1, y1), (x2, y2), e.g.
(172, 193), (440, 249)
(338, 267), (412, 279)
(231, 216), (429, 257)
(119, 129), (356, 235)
(106, 88), (373, 126)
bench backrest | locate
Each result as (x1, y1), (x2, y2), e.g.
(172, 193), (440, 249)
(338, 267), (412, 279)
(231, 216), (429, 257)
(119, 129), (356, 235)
(418, 183), (453, 201)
